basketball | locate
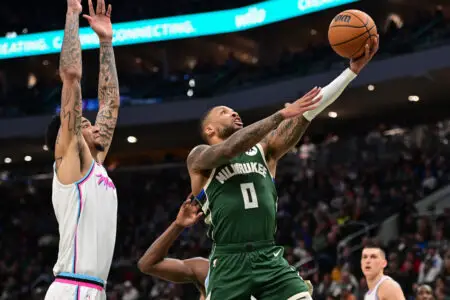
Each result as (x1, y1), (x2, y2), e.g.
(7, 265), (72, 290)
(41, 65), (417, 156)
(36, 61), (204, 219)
(328, 10), (377, 59)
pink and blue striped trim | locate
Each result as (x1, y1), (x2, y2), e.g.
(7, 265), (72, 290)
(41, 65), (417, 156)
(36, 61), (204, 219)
(72, 160), (95, 274)
(55, 278), (104, 291)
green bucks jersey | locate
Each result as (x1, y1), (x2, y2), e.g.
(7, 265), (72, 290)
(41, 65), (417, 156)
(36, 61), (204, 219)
(195, 144), (278, 245)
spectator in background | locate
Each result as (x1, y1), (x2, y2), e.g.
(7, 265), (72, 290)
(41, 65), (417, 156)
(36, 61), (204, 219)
(336, 270), (359, 298)
(340, 285), (357, 300)
(293, 239), (311, 262)
(397, 259), (417, 296)
(416, 217), (433, 247)
(417, 247), (442, 285)
(402, 251), (421, 273)
(299, 136), (316, 166)
(316, 273), (338, 300)
(422, 169), (438, 195)
(439, 250), (450, 297)
(416, 284), (434, 300)
(435, 280), (445, 300)
(122, 280), (139, 300)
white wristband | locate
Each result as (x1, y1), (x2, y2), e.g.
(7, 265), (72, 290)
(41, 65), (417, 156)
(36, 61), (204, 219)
(303, 68), (357, 122)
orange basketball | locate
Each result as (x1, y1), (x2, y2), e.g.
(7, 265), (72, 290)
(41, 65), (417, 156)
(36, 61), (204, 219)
(328, 10), (377, 59)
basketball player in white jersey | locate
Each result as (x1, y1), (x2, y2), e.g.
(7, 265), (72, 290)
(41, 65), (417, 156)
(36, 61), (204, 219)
(44, 0), (120, 298)
(361, 243), (405, 300)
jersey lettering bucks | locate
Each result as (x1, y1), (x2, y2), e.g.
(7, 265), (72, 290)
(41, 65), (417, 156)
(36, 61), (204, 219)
(195, 144), (278, 245)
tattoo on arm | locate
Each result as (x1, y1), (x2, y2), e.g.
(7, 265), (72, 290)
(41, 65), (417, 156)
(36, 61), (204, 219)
(95, 41), (119, 153)
(58, 11), (83, 155)
(60, 12), (82, 79)
(261, 115), (311, 161)
(187, 112), (285, 171)
(61, 84), (82, 135)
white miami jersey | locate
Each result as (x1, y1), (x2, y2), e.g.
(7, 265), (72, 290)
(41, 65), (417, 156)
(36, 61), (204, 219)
(364, 275), (395, 300)
(51, 160), (118, 282)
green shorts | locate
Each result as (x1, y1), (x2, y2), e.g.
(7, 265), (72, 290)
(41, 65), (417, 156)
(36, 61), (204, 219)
(205, 240), (311, 300)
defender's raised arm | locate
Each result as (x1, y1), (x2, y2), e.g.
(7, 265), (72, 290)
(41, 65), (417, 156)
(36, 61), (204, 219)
(84, 0), (119, 163)
(55, 0), (83, 169)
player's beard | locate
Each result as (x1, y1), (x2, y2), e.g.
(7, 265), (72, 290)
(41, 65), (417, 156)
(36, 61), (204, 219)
(217, 125), (239, 140)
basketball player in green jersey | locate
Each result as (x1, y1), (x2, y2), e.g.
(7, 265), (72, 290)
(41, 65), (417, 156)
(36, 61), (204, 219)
(187, 37), (378, 300)
(137, 196), (314, 300)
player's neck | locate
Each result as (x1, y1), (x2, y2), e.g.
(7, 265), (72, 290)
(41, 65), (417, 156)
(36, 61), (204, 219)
(366, 272), (384, 291)
(89, 148), (101, 165)
(209, 137), (225, 145)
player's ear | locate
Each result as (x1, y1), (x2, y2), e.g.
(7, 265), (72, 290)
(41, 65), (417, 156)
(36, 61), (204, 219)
(382, 258), (387, 268)
(204, 125), (215, 138)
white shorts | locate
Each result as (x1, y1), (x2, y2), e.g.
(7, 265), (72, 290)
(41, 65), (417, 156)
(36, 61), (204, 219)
(45, 273), (106, 300)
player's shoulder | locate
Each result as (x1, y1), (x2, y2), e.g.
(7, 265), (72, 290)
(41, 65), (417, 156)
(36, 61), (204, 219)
(187, 145), (210, 163)
(189, 144), (210, 155)
(378, 277), (404, 299)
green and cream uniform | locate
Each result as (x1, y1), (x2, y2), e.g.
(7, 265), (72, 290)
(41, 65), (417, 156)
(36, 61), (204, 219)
(195, 144), (310, 300)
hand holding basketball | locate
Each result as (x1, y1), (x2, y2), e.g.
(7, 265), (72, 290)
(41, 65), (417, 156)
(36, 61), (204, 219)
(328, 10), (378, 60)
(349, 34), (379, 74)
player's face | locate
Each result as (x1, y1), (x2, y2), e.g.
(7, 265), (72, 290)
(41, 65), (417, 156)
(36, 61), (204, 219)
(81, 118), (104, 152)
(361, 248), (387, 279)
(206, 106), (243, 140)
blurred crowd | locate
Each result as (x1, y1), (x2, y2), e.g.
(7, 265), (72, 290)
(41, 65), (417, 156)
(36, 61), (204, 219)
(0, 119), (449, 299)
(0, 6), (450, 118)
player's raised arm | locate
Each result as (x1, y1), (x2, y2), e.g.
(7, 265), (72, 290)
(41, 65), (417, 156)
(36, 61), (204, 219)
(138, 198), (207, 284)
(261, 36), (379, 164)
(84, 0), (119, 163)
(187, 87), (322, 172)
(56, 0), (83, 164)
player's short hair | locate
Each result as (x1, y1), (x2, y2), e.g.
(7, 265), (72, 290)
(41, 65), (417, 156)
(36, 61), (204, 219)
(45, 115), (61, 152)
(199, 107), (216, 142)
(363, 240), (386, 258)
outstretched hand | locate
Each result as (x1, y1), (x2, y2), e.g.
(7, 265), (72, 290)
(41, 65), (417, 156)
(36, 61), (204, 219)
(279, 87), (322, 119)
(174, 196), (204, 228)
(349, 34), (379, 74)
(83, 0), (113, 42)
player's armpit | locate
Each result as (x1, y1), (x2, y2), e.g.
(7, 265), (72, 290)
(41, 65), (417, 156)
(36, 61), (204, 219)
(139, 258), (198, 283)
(378, 280), (406, 300)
